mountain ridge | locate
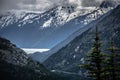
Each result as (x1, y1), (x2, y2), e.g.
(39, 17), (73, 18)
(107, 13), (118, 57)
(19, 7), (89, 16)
(0, 4), (111, 49)
(43, 5), (120, 75)
(0, 37), (63, 80)
(30, 7), (113, 62)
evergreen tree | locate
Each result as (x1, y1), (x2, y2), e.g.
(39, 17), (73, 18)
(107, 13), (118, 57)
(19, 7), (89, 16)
(81, 27), (105, 80)
(106, 39), (120, 80)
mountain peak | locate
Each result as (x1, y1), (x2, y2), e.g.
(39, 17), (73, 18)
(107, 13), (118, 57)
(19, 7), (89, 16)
(99, 0), (117, 8)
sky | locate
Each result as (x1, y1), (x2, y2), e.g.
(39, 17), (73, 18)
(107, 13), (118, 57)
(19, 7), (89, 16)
(0, 0), (119, 12)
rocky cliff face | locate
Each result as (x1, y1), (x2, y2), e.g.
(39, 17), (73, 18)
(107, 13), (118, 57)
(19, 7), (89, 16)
(0, 37), (62, 80)
(0, 37), (28, 66)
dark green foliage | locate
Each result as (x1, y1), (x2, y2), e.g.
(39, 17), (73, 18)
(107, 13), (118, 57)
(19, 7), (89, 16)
(0, 60), (40, 80)
(104, 40), (120, 80)
(0, 60), (63, 80)
(55, 72), (89, 80)
(81, 27), (105, 80)
(81, 30), (120, 80)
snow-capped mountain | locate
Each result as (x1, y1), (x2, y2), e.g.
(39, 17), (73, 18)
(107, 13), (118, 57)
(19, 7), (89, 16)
(0, 10), (44, 28)
(0, 2), (112, 49)
(29, 0), (118, 62)
(43, 5), (120, 76)
(0, 6), (98, 28)
(30, 7), (112, 62)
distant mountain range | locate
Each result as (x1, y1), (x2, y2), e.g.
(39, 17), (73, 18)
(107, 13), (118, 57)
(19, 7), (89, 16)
(30, 0), (117, 62)
(0, 1), (114, 49)
(1, 1), (120, 80)
(43, 5), (120, 76)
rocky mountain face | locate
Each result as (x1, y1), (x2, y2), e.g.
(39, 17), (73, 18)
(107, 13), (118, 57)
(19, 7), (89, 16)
(0, 37), (90, 80)
(0, 37), (63, 80)
(43, 5), (120, 76)
(0, 37), (28, 66)
(0, 3), (111, 49)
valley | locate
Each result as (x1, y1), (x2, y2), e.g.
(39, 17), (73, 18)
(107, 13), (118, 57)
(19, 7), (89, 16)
(0, 0), (120, 80)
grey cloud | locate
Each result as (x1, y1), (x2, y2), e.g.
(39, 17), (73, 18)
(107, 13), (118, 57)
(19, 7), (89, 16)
(0, 0), (119, 12)
(0, 0), (22, 10)
(0, 0), (70, 11)
(81, 0), (103, 7)
(81, 0), (120, 7)
(23, 0), (37, 4)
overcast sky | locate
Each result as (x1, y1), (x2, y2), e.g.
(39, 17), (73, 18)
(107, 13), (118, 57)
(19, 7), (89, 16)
(0, 0), (118, 12)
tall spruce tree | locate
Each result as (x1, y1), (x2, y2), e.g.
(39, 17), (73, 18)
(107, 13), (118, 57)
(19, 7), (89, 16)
(106, 39), (120, 80)
(82, 26), (105, 80)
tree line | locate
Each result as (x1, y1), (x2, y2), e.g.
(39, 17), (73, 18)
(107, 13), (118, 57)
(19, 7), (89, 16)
(81, 27), (120, 80)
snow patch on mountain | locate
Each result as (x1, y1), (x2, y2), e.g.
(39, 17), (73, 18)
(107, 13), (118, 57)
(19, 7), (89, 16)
(0, 10), (42, 28)
(43, 18), (53, 28)
(0, 0), (117, 49)
(0, 6), (99, 29)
